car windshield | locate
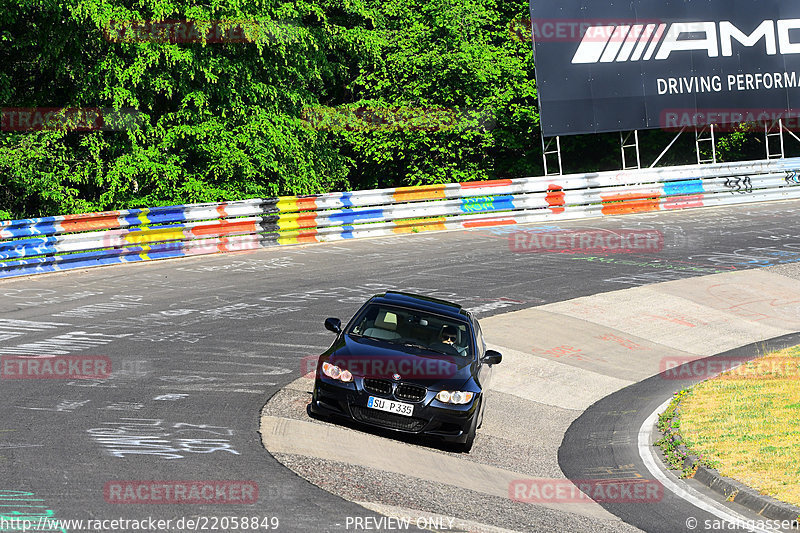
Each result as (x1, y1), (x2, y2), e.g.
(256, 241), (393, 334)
(348, 304), (472, 357)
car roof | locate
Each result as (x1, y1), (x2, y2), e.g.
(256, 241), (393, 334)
(369, 291), (471, 321)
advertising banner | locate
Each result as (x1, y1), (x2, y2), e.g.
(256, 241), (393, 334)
(530, 0), (800, 136)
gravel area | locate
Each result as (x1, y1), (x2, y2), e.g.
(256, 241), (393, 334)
(479, 392), (578, 477)
(262, 386), (314, 421)
(262, 387), (576, 478)
(273, 453), (641, 533)
(765, 262), (800, 280)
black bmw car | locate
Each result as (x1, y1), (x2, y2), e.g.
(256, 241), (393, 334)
(308, 291), (502, 452)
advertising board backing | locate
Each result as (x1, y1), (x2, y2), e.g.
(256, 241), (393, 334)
(530, 0), (800, 136)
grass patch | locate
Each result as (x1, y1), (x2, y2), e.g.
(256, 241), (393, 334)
(655, 388), (704, 477)
(672, 345), (800, 507)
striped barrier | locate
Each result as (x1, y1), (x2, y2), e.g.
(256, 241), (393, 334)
(2, 157), (800, 279)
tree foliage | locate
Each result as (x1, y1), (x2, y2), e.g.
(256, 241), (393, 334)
(0, 0), (774, 220)
(0, 0), (541, 218)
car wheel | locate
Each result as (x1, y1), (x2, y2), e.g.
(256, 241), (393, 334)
(458, 398), (481, 453)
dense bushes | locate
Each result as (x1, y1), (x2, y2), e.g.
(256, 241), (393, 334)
(0, 0), (770, 219)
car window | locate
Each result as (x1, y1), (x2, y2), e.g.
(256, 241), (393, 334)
(349, 303), (472, 357)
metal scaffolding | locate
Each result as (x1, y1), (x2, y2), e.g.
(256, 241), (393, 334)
(620, 131), (641, 170)
(695, 125), (717, 164)
(766, 120), (786, 160)
(540, 120), (800, 173)
(541, 135), (563, 176)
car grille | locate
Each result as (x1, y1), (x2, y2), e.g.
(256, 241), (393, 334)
(395, 383), (427, 402)
(363, 378), (393, 396)
(350, 406), (426, 432)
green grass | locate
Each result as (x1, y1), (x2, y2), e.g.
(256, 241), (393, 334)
(673, 346), (800, 506)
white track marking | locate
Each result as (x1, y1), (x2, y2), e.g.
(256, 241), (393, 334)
(639, 399), (780, 533)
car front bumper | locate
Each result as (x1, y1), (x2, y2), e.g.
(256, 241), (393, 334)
(310, 378), (479, 444)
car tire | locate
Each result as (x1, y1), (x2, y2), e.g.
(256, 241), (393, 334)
(458, 398), (481, 453)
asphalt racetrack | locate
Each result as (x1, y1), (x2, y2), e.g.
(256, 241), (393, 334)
(2, 200), (800, 533)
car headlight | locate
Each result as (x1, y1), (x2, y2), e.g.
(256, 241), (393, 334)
(322, 362), (353, 383)
(436, 390), (474, 404)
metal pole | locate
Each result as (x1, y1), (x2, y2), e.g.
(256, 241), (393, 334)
(782, 119), (800, 145)
(711, 124), (716, 164)
(541, 133), (548, 176)
(649, 127), (685, 168)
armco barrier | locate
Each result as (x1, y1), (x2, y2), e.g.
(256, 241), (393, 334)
(2, 158), (800, 279)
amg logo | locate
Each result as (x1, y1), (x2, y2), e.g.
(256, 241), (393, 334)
(572, 20), (800, 64)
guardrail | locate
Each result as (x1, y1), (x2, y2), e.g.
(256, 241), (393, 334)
(3, 157), (800, 279)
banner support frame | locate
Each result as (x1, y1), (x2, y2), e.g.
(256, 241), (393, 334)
(696, 125), (717, 164)
(620, 131), (641, 170)
(542, 134), (563, 176)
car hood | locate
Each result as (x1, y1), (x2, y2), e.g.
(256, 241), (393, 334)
(322, 334), (475, 389)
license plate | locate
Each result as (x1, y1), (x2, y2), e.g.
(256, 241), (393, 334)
(367, 396), (414, 417)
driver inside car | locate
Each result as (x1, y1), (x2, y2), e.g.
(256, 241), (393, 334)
(429, 324), (466, 356)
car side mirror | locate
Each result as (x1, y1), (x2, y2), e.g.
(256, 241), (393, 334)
(482, 350), (502, 365)
(324, 317), (342, 334)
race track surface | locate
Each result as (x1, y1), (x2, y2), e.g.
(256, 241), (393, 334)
(2, 201), (800, 532)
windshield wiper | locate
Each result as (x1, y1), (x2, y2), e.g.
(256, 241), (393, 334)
(383, 339), (429, 351)
(401, 342), (429, 351)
